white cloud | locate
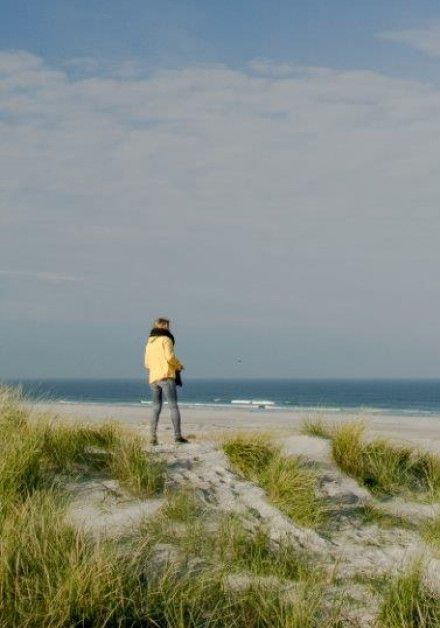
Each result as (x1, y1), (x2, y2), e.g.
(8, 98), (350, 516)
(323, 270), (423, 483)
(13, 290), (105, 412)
(1, 50), (440, 351)
(379, 22), (440, 57)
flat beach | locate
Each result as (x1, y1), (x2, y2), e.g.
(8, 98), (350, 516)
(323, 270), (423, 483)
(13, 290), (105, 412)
(33, 401), (440, 453)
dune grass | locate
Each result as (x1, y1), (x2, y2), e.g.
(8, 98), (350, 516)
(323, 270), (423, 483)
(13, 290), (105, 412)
(1, 488), (328, 627)
(107, 433), (166, 497)
(223, 433), (325, 528)
(353, 503), (416, 530)
(160, 486), (206, 522)
(303, 416), (440, 500)
(378, 561), (440, 627)
(0, 490), (135, 626)
(331, 422), (440, 499)
(421, 516), (440, 555)
(137, 489), (331, 626)
(0, 386), (166, 507)
(143, 493), (319, 582)
(300, 417), (334, 440)
(142, 566), (326, 628)
(0, 487), (329, 626)
(0, 387), (344, 627)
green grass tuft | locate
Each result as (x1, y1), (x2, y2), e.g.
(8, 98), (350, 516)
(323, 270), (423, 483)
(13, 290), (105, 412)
(301, 417), (334, 439)
(223, 433), (325, 528)
(160, 487), (205, 522)
(108, 433), (166, 497)
(223, 433), (279, 480)
(0, 490), (136, 626)
(331, 421), (440, 499)
(215, 514), (318, 581)
(379, 561), (440, 627)
(0, 388), (166, 504)
(421, 516), (440, 554)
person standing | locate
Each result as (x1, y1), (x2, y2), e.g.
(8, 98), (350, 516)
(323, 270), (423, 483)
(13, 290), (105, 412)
(144, 318), (188, 445)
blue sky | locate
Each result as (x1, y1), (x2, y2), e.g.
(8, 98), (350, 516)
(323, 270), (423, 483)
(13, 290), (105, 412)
(2, 0), (440, 77)
(1, 1), (440, 378)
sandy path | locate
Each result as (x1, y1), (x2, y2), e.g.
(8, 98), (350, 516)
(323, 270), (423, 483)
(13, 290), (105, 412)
(31, 401), (440, 453)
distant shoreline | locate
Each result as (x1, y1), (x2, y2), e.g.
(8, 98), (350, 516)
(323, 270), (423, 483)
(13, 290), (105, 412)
(10, 377), (440, 417)
(31, 400), (440, 455)
(30, 397), (440, 418)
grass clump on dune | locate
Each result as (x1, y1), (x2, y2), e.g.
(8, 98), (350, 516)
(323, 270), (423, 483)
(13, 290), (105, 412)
(422, 516), (440, 554)
(0, 386), (166, 505)
(0, 490), (134, 626)
(303, 415), (440, 500)
(214, 514), (318, 581)
(108, 433), (166, 497)
(330, 422), (440, 499)
(2, 489), (314, 627)
(143, 565), (325, 628)
(38, 420), (119, 472)
(160, 486), (205, 522)
(301, 417), (335, 439)
(378, 561), (440, 627)
(223, 433), (324, 528)
(223, 433), (278, 480)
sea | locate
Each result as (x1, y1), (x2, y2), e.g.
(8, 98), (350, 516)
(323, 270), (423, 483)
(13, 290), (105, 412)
(4, 378), (440, 416)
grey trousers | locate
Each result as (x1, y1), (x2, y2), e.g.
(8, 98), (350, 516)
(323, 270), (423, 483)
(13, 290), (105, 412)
(150, 378), (182, 439)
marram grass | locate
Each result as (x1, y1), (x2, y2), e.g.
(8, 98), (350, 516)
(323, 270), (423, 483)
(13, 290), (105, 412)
(138, 493), (330, 626)
(142, 494), (320, 582)
(300, 417), (335, 439)
(0, 386), (166, 507)
(303, 416), (440, 500)
(108, 432), (166, 497)
(331, 422), (440, 498)
(0, 388), (342, 626)
(422, 515), (440, 554)
(223, 433), (325, 527)
(378, 561), (440, 627)
(0, 486), (329, 627)
(1, 489), (323, 627)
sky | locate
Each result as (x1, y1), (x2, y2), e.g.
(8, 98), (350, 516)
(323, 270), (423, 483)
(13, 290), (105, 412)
(1, 0), (440, 379)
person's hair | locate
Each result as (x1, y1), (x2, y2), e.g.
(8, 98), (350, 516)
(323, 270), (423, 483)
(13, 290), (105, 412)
(153, 317), (170, 328)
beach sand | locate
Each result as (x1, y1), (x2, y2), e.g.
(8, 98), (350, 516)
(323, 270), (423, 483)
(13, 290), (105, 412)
(32, 401), (440, 453)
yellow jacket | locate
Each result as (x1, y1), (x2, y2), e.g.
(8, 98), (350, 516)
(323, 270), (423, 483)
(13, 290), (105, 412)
(144, 336), (183, 384)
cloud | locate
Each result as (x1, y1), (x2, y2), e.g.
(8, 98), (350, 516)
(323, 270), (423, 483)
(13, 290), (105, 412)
(63, 56), (100, 73)
(379, 22), (440, 57)
(248, 59), (298, 77)
(0, 270), (82, 283)
(1, 49), (440, 359)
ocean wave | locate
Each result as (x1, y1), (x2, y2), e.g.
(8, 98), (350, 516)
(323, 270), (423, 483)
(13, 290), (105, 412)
(46, 399), (440, 417)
